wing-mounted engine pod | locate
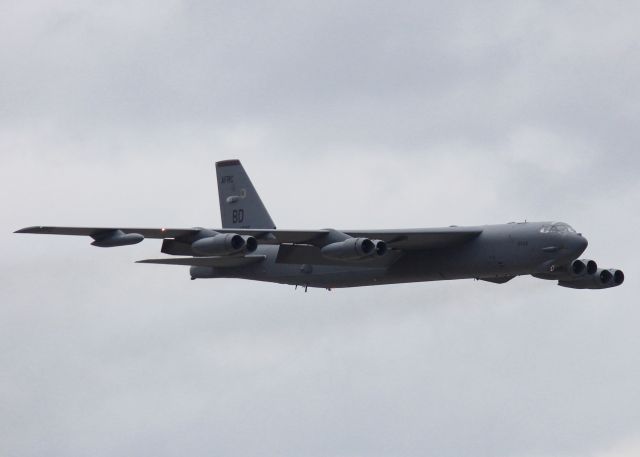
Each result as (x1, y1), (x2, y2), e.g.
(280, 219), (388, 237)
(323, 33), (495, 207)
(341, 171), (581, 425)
(372, 240), (388, 256)
(192, 233), (246, 256)
(538, 258), (598, 280)
(557, 266), (624, 289)
(321, 237), (376, 261)
(570, 259), (597, 276)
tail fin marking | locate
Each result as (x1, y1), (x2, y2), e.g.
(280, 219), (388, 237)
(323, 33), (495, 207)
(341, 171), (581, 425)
(215, 160), (276, 229)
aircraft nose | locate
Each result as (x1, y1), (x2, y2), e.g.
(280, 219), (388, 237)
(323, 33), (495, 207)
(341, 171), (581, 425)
(570, 234), (588, 256)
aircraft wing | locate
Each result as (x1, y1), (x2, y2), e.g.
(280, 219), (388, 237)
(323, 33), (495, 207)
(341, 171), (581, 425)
(342, 227), (482, 249)
(269, 227), (482, 266)
(14, 226), (322, 244)
(16, 225), (482, 253)
(15, 226), (198, 239)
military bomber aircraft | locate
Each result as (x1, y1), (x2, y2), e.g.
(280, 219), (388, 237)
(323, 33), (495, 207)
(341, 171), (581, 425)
(16, 160), (624, 291)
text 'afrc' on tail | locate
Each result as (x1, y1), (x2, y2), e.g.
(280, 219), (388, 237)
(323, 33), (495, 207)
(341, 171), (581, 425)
(215, 160), (276, 230)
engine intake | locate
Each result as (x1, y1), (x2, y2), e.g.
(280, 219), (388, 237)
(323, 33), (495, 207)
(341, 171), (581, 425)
(585, 259), (598, 275)
(571, 259), (586, 275)
(243, 236), (258, 253)
(612, 269), (625, 285)
(372, 239), (388, 256)
(599, 269), (613, 286)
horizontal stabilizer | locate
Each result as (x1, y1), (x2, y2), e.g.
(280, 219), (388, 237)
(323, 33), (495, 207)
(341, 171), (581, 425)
(136, 255), (265, 267)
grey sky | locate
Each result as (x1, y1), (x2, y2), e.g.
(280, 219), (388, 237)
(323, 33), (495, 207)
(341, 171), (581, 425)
(2, 1), (639, 456)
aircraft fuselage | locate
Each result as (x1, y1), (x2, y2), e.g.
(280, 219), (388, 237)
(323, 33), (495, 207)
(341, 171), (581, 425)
(192, 222), (588, 288)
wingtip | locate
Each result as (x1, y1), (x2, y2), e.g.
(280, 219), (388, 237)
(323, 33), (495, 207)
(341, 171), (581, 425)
(15, 226), (39, 234)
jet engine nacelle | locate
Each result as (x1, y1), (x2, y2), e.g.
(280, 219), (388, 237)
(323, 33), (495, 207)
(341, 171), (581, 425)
(191, 233), (257, 256)
(569, 258), (598, 276)
(558, 267), (624, 289)
(533, 258), (598, 281)
(321, 237), (377, 260)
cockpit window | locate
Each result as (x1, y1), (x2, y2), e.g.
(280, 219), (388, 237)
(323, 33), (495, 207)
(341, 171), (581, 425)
(540, 223), (576, 234)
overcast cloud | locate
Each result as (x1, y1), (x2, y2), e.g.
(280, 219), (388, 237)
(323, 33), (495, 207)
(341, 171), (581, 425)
(2, 1), (639, 456)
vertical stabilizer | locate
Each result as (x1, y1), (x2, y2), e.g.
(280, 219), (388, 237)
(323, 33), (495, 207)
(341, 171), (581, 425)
(215, 160), (276, 229)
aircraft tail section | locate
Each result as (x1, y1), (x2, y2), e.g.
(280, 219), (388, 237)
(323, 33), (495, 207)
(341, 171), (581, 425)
(215, 160), (276, 229)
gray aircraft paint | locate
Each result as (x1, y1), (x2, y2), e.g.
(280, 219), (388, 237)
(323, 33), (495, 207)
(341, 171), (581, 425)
(188, 222), (588, 288)
(216, 159), (276, 230)
(15, 160), (623, 291)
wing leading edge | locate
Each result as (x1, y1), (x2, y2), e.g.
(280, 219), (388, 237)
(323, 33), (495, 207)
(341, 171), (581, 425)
(14, 226), (199, 239)
(15, 225), (482, 250)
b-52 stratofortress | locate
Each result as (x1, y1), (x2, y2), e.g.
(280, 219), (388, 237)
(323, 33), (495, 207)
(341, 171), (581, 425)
(16, 160), (624, 291)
